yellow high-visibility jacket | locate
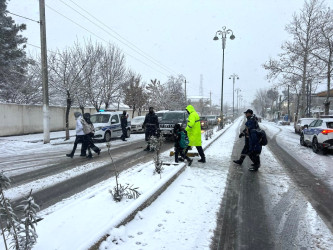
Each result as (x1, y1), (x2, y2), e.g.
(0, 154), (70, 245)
(185, 105), (202, 146)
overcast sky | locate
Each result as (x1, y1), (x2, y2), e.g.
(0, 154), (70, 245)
(8, 0), (325, 108)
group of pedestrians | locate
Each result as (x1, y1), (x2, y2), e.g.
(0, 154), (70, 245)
(66, 112), (101, 159)
(233, 109), (262, 171)
(142, 105), (206, 166)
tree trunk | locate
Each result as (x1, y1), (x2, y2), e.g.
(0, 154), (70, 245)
(65, 91), (72, 140)
(324, 57), (331, 115)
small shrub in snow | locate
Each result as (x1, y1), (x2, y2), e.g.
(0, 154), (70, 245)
(106, 142), (141, 202)
(0, 172), (41, 250)
(149, 135), (165, 176)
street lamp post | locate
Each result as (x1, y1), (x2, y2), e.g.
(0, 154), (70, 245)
(235, 88), (241, 115)
(229, 74), (239, 119)
(213, 26), (235, 129)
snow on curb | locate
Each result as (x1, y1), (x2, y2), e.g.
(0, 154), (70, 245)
(85, 162), (187, 249)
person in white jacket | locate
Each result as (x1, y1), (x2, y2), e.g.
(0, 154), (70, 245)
(66, 112), (87, 158)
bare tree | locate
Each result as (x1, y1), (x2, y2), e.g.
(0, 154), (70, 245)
(122, 71), (147, 118)
(146, 79), (166, 110)
(311, 5), (333, 114)
(48, 47), (88, 140)
(99, 44), (126, 110)
(263, 0), (324, 118)
(164, 75), (186, 110)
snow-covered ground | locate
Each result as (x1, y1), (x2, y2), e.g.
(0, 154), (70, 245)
(1, 118), (333, 249)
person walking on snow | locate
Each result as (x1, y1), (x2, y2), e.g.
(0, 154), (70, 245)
(82, 113), (101, 158)
(143, 107), (159, 151)
(120, 111), (128, 141)
(233, 109), (254, 165)
(66, 112), (87, 158)
(185, 105), (206, 163)
(245, 111), (262, 171)
(173, 123), (193, 166)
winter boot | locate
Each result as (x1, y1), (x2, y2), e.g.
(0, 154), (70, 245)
(144, 145), (150, 151)
(86, 154), (93, 159)
(233, 155), (245, 165)
(66, 153), (74, 158)
(198, 158), (206, 163)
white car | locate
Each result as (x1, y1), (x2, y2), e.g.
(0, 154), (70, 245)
(294, 117), (316, 134)
(300, 118), (333, 154)
(90, 111), (131, 142)
(131, 116), (145, 133)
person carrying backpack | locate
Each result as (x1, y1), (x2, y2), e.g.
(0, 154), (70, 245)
(245, 111), (262, 171)
(173, 124), (193, 166)
(81, 113), (101, 158)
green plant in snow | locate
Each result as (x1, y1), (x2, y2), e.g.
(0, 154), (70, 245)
(106, 142), (141, 202)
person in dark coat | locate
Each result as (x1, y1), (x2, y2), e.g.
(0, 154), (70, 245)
(120, 111), (128, 141)
(66, 112), (86, 158)
(233, 109), (254, 165)
(143, 107), (159, 151)
(173, 124), (193, 166)
(245, 111), (261, 171)
(82, 113), (101, 158)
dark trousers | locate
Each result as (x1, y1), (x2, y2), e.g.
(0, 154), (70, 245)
(121, 126), (127, 140)
(249, 152), (261, 166)
(84, 134), (100, 156)
(196, 146), (205, 160)
(175, 147), (191, 162)
(70, 135), (86, 156)
(145, 126), (157, 148)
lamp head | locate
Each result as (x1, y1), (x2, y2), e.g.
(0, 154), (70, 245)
(213, 36), (219, 41)
(230, 34), (235, 40)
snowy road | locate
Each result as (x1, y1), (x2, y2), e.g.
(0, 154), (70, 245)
(1, 120), (333, 249)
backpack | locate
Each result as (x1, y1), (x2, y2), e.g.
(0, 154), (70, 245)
(256, 128), (268, 146)
(179, 131), (189, 149)
(81, 118), (94, 135)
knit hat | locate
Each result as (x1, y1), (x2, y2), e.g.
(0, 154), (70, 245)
(74, 112), (81, 118)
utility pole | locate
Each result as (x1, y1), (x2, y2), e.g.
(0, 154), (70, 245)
(229, 74), (239, 119)
(184, 78), (187, 104)
(39, 0), (50, 143)
(210, 91), (212, 114)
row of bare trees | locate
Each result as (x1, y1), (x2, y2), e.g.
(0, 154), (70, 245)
(263, 0), (332, 119)
(3, 39), (187, 136)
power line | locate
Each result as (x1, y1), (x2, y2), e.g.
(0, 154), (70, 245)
(65, 0), (178, 75)
(5, 10), (40, 23)
(45, 4), (170, 78)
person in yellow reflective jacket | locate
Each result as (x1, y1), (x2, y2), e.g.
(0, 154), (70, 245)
(185, 105), (206, 163)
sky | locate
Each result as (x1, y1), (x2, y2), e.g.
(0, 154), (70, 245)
(0, 118), (333, 249)
(7, 0), (326, 108)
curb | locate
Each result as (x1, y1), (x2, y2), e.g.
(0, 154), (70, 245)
(88, 124), (233, 249)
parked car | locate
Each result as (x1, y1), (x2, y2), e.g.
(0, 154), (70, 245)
(300, 118), (333, 154)
(90, 111), (131, 142)
(295, 118), (317, 134)
(131, 116), (145, 133)
(200, 116), (209, 129)
(159, 111), (188, 138)
(206, 115), (218, 125)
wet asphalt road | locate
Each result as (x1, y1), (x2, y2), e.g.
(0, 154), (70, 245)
(211, 122), (333, 250)
(10, 139), (174, 211)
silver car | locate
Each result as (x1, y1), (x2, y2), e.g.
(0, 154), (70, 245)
(131, 116), (145, 133)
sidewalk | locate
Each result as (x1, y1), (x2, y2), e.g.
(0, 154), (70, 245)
(0, 130), (76, 143)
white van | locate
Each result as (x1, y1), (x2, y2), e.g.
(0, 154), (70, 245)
(90, 111), (131, 141)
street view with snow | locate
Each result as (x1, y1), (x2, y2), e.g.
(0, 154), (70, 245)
(0, 117), (332, 249)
